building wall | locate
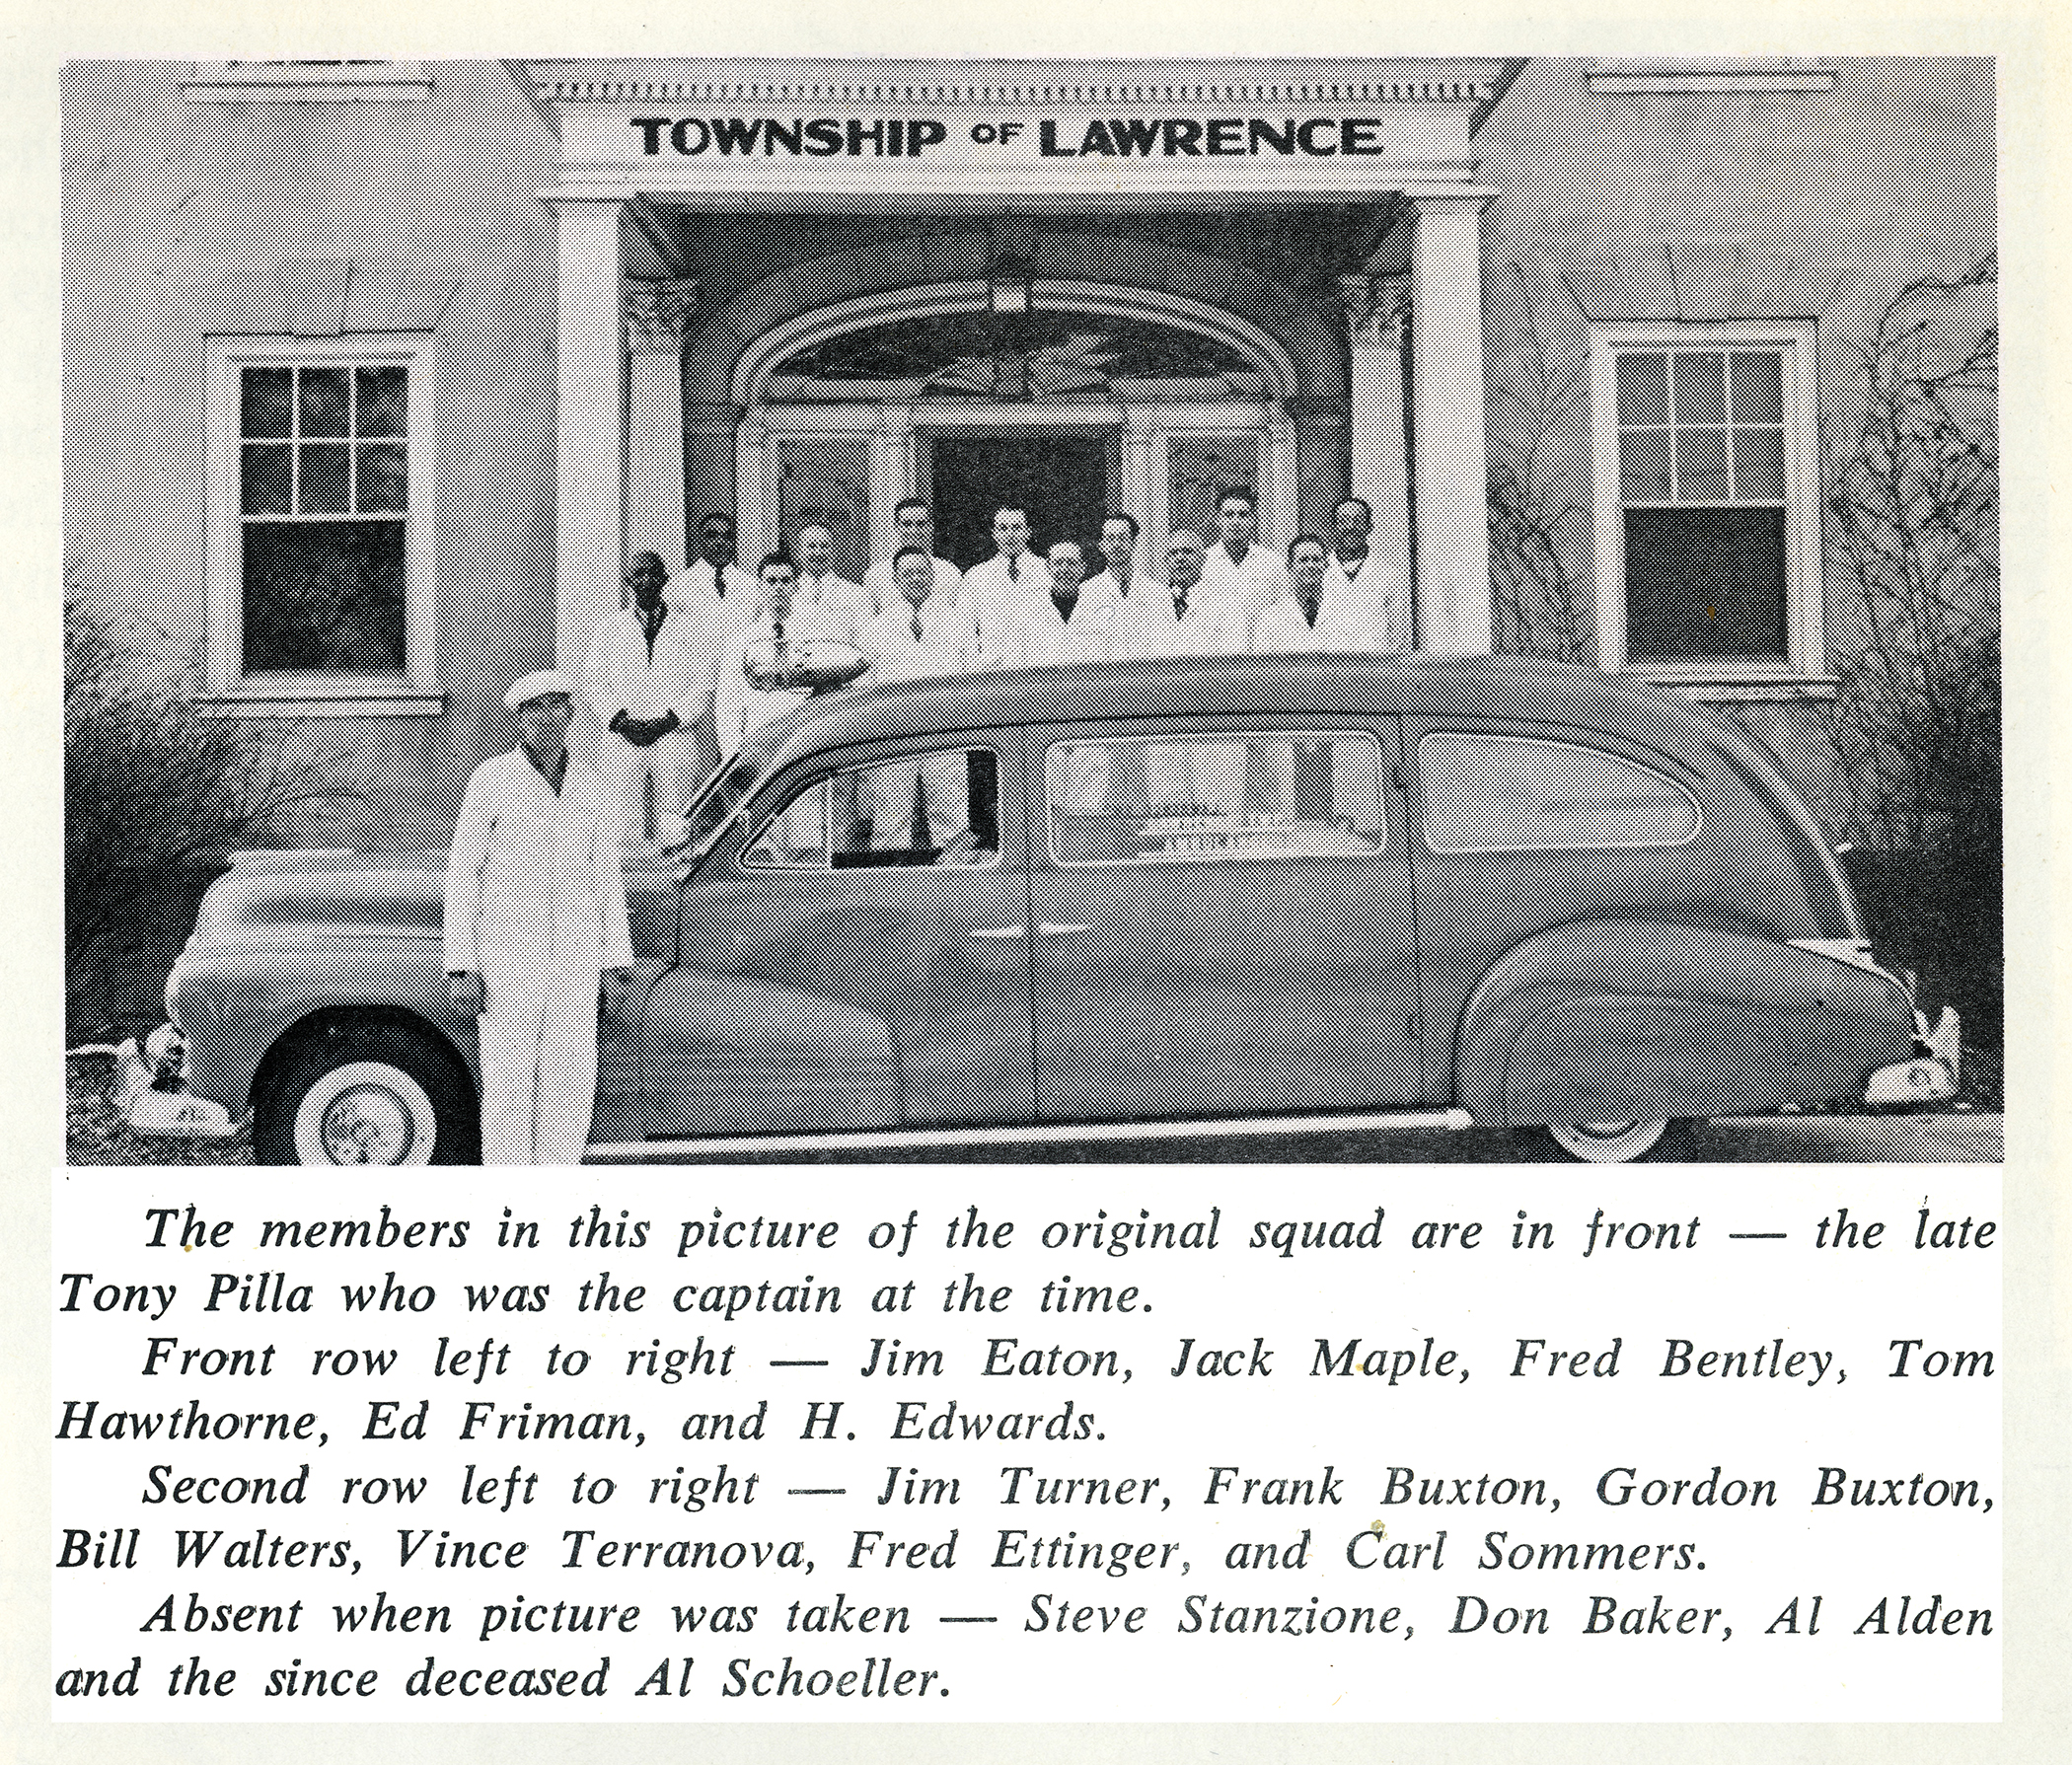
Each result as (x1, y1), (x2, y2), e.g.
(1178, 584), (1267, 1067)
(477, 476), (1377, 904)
(63, 61), (563, 850)
(1472, 57), (1998, 820)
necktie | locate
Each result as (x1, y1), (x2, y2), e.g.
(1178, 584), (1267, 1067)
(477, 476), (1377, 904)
(1008, 557), (1019, 583)
(1174, 588), (1188, 622)
(911, 611), (924, 642)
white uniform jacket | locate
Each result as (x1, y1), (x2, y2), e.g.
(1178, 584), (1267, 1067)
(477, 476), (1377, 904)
(959, 552), (1050, 672)
(713, 599), (852, 756)
(444, 749), (633, 1165)
(581, 605), (705, 725)
(794, 573), (873, 648)
(1324, 552), (1412, 652)
(667, 559), (760, 713)
(1096, 573), (1179, 662)
(861, 594), (976, 685)
(1201, 543), (1288, 630)
(862, 554), (962, 619)
(1015, 579), (1121, 669)
(1253, 583), (1393, 655)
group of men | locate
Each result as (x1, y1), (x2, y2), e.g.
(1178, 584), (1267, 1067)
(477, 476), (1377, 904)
(581, 486), (1410, 843)
(443, 484), (1408, 1163)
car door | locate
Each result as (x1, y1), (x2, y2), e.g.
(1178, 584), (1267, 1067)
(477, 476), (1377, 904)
(642, 738), (1037, 1138)
(1029, 718), (1421, 1123)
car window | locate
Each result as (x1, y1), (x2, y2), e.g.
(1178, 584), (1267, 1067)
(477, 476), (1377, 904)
(744, 750), (999, 870)
(1418, 731), (1701, 853)
(1045, 732), (1384, 865)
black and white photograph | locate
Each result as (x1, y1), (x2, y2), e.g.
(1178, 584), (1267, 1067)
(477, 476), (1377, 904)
(60, 56), (2001, 1169)
(29, 35), (2038, 1749)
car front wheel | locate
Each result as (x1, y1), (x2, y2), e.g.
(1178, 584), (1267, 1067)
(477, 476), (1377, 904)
(1541, 1119), (1688, 1164)
(254, 1022), (478, 1166)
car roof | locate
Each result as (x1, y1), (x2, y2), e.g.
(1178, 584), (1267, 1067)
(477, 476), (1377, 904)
(757, 652), (1733, 779)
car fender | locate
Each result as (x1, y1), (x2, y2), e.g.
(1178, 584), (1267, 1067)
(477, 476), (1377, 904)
(169, 938), (472, 1118)
(1452, 921), (1919, 1129)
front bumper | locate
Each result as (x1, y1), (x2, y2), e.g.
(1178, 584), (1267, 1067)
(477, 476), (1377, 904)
(1864, 1005), (1961, 1111)
(118, 1028), (238, 1139)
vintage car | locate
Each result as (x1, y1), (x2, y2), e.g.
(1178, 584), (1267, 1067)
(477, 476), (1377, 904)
(158, 652), (1958, 1164)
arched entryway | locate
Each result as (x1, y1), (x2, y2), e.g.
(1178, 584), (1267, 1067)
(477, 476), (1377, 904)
(724, 281), (1307, 574)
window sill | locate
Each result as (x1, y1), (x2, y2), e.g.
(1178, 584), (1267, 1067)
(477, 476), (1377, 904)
(196, 689), (445, 719)
(1628, 672), (1839, 703)
(183, 63), (430, 101)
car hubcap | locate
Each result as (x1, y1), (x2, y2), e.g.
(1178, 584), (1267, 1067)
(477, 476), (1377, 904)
(295, 1063), (437, 1165)
(321, 1086), (414, 1163)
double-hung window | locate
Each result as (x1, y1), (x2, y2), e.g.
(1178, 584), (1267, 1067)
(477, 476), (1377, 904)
(204, 334), (437, 713)
(1591, 322), (1826, 690)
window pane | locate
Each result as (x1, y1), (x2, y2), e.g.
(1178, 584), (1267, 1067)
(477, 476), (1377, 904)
(745, 780), (830, 867)
(1614, 352), (1670, 425)
(1670, 352), (1728, 424)
(357, 441), (408, 513)
(839, 752), (998, 866)
(241, 443), (291, 515)
(297, 366), (349, 438)
(1729, 350), (1784, 424)
(299, 442), (351, 512)
(1619, 429), (1672, 503)
(1733, 428), (1787, 501)
(1048, 735), (1384, 863)
(1419, 732), (1700, 853)
(778, 436), (871, 586)
(355, 365), (407, 437)
(241, 366), (293, 438)
(1624, 506), (1789, 661)
(1675, 428), (1731, 502)
(242, 520), (407, 673)
(1169, 436), (1260, 547)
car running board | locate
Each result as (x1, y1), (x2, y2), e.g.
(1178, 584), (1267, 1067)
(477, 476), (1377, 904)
(588, 1109), (1477, 1161)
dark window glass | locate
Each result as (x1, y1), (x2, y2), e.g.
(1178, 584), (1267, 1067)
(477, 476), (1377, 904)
(1675, 428), (1731, 503)
(356, 441), (408, 513)
(1624, 506), (1789, 661)
(1729, 350), (1784, 424)
(1670, 351), (1727, 424)
(1734, 428), (1788, 501)
(298, 443), (351, 513)
(241, 366), (293, 438)
(355, 365), (407, 437)
(243, 522), (407, 674)
(298, 366), (350, 438)
(241, 444), (292, 515)
(1614, 352), (1669, 425)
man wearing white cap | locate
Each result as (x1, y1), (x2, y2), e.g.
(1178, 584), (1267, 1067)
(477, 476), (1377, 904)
(444, 671), (633, 1165)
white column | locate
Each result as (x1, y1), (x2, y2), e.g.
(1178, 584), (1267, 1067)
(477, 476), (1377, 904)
(1340, 274), (1413, 630)
(624, 280), (696, 573)
(734, 416), (778, 565)
(1409, 194), (1495, 654)
(1264, 413), (1300, 558)
(552, 195), (628, 670)
(868, 407), (914, 568)
(1120, 413), (1159, 541)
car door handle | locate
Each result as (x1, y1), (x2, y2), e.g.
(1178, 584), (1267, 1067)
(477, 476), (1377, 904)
(1039, 923), (1092, 938)
(968, 925), (1028, 941)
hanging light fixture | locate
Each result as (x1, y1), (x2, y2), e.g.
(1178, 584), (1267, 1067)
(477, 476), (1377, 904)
(987, 248), (1033, 315)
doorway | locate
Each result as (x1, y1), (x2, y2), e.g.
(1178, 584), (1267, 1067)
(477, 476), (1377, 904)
(926, 434), (1115, 571)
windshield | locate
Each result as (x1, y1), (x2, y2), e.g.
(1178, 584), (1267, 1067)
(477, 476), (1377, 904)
(676, 743), (777, 860)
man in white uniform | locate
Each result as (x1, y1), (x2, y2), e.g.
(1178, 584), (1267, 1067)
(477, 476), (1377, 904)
(445, 672), (633, 1166)
(1016, 539), (1114, 669)
(669, 513), (759, 772)
(1097, 513), (1178, 662)
(959, 506), (1046, 671)
(714, 552), (868, 756)
(863, 497), (962, 619)
(582, 552), (702, 843)
(1251, 536), (1375, 820)
(793, 522), (871, 648)
(859, 547), (975, 851)
(1325, 496), (1411, 653)
(1145, 529), (1247, 812)
(1200, 485), (1285, 632)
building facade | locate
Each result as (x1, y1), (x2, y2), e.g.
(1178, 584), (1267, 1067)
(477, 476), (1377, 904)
(61, 58), (1997, 849)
